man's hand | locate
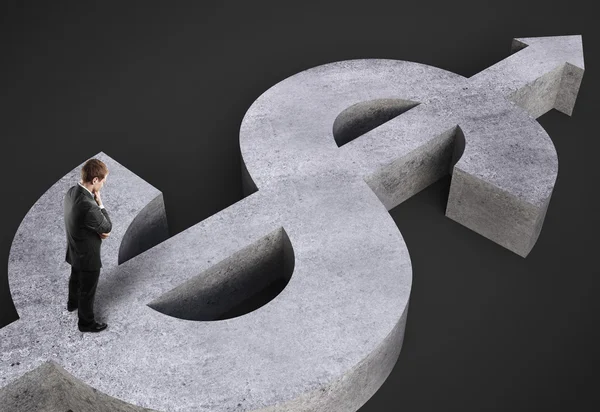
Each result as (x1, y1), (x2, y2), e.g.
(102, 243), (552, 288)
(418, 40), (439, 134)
(99, 232), (110, 239)
(93, 189), (103, 207)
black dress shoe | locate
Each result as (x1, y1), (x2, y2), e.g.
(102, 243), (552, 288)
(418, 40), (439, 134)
(78, 322), (107, 333)
(67, 303), (78, 312)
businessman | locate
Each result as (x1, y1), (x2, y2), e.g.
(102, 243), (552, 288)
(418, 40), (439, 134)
(64, 158), (112, 333)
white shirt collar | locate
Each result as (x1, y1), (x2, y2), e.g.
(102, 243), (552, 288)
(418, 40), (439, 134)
(78, 181), (94, 197)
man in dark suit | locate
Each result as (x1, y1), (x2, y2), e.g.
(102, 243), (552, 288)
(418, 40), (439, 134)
(64, 158), (112, 333)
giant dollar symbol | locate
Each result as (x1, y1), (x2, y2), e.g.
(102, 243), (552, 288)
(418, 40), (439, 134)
(0, 35), (585, 411)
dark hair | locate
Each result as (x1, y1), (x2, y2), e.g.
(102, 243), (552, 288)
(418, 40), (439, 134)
(81, 159), (108, 183)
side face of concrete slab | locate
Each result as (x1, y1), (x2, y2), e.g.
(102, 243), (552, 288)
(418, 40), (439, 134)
(0, 35), (585, 411)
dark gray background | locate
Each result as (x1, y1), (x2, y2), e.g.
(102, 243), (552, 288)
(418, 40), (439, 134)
(0, 1), (597, 411)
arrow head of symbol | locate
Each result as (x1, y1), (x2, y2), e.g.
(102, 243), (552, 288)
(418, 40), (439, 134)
(511, 35), (584, 70)
(511, 35), (584, 117)
(471, 34), (584, 117)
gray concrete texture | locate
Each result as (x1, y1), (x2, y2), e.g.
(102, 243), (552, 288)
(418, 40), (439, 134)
(0, 35), (584, 411)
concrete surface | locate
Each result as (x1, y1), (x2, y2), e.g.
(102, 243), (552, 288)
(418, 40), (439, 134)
(0, 35), (584, 411)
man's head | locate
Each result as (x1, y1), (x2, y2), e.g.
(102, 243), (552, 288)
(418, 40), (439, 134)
(81, 158), (109, 193)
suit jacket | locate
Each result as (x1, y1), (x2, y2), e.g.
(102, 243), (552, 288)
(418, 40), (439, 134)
(64, 184), (112, 270)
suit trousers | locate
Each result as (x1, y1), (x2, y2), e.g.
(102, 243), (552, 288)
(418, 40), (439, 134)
(68, 266), (100, 327)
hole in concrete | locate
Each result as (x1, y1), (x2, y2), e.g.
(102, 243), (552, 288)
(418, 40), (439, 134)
(362, 125), (467, 211)
(118, 194), (169, 265)
(333, 98), (420, 147)
(148, 227), (294, 321)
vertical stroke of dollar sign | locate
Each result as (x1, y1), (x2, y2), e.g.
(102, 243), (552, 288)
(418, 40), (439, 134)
(0, 36), (585, 411)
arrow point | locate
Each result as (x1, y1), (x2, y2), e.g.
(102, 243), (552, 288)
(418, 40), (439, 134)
(511, 35), (584, 69)
(509, 35), (585, 116)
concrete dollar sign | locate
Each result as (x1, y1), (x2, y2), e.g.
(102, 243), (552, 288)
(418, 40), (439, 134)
(0, 35), (585, 411)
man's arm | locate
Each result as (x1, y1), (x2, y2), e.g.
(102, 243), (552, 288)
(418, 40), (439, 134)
(83, 204), (112, 234)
